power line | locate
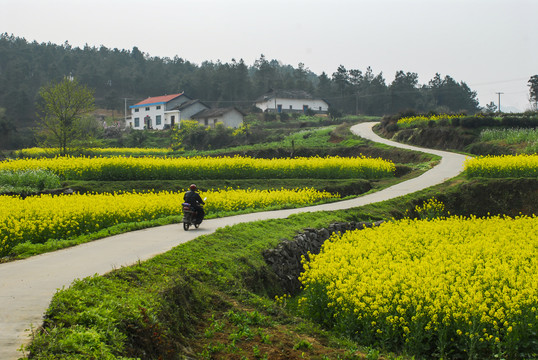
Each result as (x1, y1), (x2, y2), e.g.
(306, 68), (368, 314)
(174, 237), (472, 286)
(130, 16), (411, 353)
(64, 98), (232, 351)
(469, 77), (530, 87)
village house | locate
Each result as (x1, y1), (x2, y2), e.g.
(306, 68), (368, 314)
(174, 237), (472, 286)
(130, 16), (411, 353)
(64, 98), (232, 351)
(127, 93), (191, 130)
(191, 107), (246, 129)
(127, 93), (244, 130)
(255, 89), (329, 114)
(175, 99), (211, 121)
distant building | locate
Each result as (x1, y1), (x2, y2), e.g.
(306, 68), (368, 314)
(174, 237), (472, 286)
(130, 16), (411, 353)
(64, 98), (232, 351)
(127, 93), (244, 130)
(191, 107), (245, 129)
(255, 89), (329, 114)
(127, 93), (193, 130)
(174, 99), (211, 121)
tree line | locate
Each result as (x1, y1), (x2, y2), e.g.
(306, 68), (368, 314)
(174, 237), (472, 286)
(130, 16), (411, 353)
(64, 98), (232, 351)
(1, 33), (485, 148)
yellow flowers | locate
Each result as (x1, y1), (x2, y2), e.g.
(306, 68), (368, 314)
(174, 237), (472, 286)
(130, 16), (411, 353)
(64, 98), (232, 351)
(202, 187), (335, 212)
(299, 215), (538, 358)
(397, 114), (465, 127)
(0, 188), (335, 256)
(412, 197), (447, 220)
(0, 155), (395, 181)
(464, 154), (538, 178)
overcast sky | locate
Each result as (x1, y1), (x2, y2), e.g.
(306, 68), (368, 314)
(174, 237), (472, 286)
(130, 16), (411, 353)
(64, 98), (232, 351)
(2, 0), (537, 111)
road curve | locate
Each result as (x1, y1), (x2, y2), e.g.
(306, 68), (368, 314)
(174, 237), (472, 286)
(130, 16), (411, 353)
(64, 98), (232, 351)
(0, 122), (469, 359)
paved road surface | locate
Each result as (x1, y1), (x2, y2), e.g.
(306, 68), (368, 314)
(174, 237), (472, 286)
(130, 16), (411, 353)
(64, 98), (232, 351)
(0, 122), (468, 359)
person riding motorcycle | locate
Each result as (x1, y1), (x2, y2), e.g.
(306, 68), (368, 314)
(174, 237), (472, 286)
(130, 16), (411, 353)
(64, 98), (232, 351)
(184, 184), (205, 224)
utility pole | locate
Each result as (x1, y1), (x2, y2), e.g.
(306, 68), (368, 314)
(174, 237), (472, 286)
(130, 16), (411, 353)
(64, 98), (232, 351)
(123, 98), (137, 123)
(496, 92), (504, 113)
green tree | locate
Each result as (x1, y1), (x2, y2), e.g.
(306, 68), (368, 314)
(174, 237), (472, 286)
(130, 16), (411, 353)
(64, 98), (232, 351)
(36, 77), (95, 155)
(361, 67), (388, 115)
(221, 58), (251, 105)
(316, 72), (332, 99)
(426, 74), (479, 113)
(332, 65), (350, 99)
(389, 71), (420, 113)
(484, 101), (497, 113)
(253, 54), (277, 94)
(528, 75), (538, 109)
(294, 62), (310, 90)
(0, 107), (14, 149)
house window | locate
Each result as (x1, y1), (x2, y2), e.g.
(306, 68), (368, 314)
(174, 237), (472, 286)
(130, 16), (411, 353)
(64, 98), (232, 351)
(289, 105), (293, 110)
(134, 118), (140, 127)
(156, 115), (162, 125)
(319, 107), (322, 111)
(156, 105), (161, 110)
(134, 108), (139, 112)
(204, 119), (209, 126)
(145, 107), (150, 111)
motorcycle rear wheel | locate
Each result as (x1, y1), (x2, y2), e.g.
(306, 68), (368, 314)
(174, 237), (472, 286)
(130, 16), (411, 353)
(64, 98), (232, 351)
(183, 222), (190, 231)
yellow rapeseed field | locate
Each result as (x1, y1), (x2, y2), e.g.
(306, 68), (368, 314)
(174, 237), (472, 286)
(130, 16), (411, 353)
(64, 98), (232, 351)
(397, 114), (465, 127)
(0, 155), (395, 180)
(464, 154), (538, 178)
(0, 188), (334, 256)
(299, 215), (538, 358)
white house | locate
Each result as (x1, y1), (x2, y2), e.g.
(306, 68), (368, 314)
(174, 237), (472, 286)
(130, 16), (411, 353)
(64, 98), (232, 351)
(255, 89), (329, 114)
(127, 93), (244, 130)
(127, 93), (194, 130)
(191, 107), (245, 129)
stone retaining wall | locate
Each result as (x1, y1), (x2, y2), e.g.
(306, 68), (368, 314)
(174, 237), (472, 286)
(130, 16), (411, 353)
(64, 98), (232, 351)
(263, 221), (384, 294)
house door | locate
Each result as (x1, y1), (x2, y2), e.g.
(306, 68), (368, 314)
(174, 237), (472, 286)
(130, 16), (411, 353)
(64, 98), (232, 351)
(303, 105), (308, 113)
(277, 104), (282, 113)
(171, 116), (175, 127)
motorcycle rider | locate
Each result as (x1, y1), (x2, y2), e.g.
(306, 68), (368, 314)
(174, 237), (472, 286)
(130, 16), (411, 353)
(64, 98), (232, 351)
(184, 184), (205, 224)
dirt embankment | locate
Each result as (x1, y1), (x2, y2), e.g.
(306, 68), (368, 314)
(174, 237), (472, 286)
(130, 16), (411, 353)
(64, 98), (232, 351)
(379, 126), (477, 151)
(407, 178), (538, 218)
(378, 124), (522, 155)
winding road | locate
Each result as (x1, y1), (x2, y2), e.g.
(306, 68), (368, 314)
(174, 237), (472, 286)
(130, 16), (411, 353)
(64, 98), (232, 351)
(0, 122), (468, 359)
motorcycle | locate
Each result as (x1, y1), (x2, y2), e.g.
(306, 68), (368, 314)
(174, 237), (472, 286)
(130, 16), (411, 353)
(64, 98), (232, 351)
(182, 199), (206, 231)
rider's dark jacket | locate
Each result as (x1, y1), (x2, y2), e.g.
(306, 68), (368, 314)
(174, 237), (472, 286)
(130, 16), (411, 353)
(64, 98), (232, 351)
(184, 190), (205, 207)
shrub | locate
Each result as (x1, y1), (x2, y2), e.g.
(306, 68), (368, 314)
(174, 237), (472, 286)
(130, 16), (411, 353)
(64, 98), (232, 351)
(460, 116), (497, 128)
(0, 169), (61, 194)
(500, 116), (538, 128)
(263, 112), (277, 122)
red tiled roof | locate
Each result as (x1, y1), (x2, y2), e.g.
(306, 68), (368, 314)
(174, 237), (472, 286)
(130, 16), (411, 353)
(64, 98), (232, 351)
(134, 93), (184, 106)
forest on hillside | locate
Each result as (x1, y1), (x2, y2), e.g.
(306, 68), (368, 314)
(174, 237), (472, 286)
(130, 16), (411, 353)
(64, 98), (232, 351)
(0, 33), (481, 148)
